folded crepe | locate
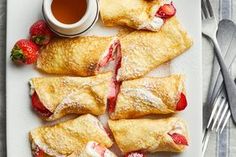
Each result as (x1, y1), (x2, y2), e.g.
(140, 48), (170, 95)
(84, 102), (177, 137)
(36, 18), (192, 81)
(100, 0), (177, 31)
(29, 114), (113, 157)
(108, 117), (189, 155)
(109, 74), (187, 119)
(68, 141), (117, 157)
(37, 36), (121, 77)
(117, 17), (192, 81)
(30, 73), (112, 121)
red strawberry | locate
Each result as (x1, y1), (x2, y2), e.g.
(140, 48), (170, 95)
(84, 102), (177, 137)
(176, 93), (187, 111)
(125, 152), (146, 157)
(30, 20), (54, 45)
(156, 2), (176, 19)
(107, 80), (121, 113)
(32, 92), (52, 117)
(34, 146), (45, 157)
(11, 39), (39, 64)
(168, 133), (188, 145)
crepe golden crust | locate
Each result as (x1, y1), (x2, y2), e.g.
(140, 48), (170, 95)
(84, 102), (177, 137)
(100, 0), (164, 30)
(30, 114), (113, 157)
(30, 73), (112, 121)
(37, 36), (113, 76)
(110, 74), (185, 119)
(117, 17), (193, 81)
(108, 117), (188, 154)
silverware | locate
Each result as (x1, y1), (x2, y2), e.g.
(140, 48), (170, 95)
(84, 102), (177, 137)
(202, 0), (236, 123)
(202, 78), (236, 156)
(203, 19), (236, 131)
(206, 19), (236, 110)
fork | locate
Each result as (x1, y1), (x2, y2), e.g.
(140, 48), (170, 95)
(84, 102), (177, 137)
(202, 79), (235, 155)
(202, 0), (236, 123)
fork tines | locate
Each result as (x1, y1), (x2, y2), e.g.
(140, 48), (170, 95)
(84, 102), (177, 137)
(201, 0), (214, 19)
(207, 89), (231, 133)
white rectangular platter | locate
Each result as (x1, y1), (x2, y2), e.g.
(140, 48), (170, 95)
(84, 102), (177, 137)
(6, 0), (202, 156)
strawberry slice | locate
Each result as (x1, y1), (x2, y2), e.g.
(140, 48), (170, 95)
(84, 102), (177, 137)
(108, 42), (122, 114)
(125, 152), (146, 157)
(33, 146), (45, 157)
(176, 93), (187, 111)
(156, 2), (176, 19)
(168, 133), (188, 145)
(31, 92), (52, 117)
(107, 80), (121, 113)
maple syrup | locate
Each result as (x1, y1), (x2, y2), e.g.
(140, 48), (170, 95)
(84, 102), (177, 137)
(51, 0), (87, 24)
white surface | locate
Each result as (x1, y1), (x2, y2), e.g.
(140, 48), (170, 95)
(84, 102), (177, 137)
(6, 0), (202, 157)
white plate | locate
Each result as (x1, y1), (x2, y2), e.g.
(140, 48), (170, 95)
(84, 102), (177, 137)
(6, 0), (202, 156)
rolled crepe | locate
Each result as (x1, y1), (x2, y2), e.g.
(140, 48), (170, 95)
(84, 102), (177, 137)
(69, 141), (117, 157)
(117, 17), (192, 81)
(109, 74), (187, 119)
(30, 73), (112, 121)
(37, 36), (121, 77)
(100, 0), (176, 31)
(29, 114), (113, 157)
(36, 18), (192, 81)
(108, 117), (189, 154)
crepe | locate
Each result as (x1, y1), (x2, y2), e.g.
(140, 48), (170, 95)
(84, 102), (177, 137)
(117, 17), (193, 81)
(36, 18), (192, 81)
(30, 73), (112, 121)
(37, 36), (121, 76)
(109, 74), (187, 119)
(30, 114), (113, 157)
(108, 117), (189, 154)
(100, 0), (176, 31)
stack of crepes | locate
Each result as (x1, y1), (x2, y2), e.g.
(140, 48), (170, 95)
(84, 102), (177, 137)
(29, 0), (193, 157)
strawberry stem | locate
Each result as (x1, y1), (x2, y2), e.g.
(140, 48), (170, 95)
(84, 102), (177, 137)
(10, 47), (25, 63)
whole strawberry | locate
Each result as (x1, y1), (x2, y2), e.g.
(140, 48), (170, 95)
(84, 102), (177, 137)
(30, 20), (53, 45)
(11, 39), (39, 64)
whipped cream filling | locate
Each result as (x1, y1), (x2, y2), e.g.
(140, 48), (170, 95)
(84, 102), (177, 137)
(139, 17), (164, 31)
(86, 141), (116, 157)
(139, 0), (174, 31)
(168, 121), (185, 135)
(32, 139), (66, 157)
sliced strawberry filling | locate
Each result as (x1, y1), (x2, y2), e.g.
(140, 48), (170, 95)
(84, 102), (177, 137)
(168, 133), (188, 146)
(156, 2), (176, 19)
(125, 151), (146, 157)
(96, 40), (120, 71)
(92, 142), (106, 156)
(33, 146), (46, 157)
(107, 41), (122, 114)
(32, 92), (52, 117)
(176, 92), (187, 111)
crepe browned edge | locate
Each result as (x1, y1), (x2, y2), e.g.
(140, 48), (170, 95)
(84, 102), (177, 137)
(108, 117), (188, 154)
(110, 74), (185, 119)
(30, 72), (112, 121)
(29, 114), (113, 156)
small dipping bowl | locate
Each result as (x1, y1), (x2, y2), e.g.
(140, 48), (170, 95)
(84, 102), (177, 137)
(42, 0), (99, 37)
